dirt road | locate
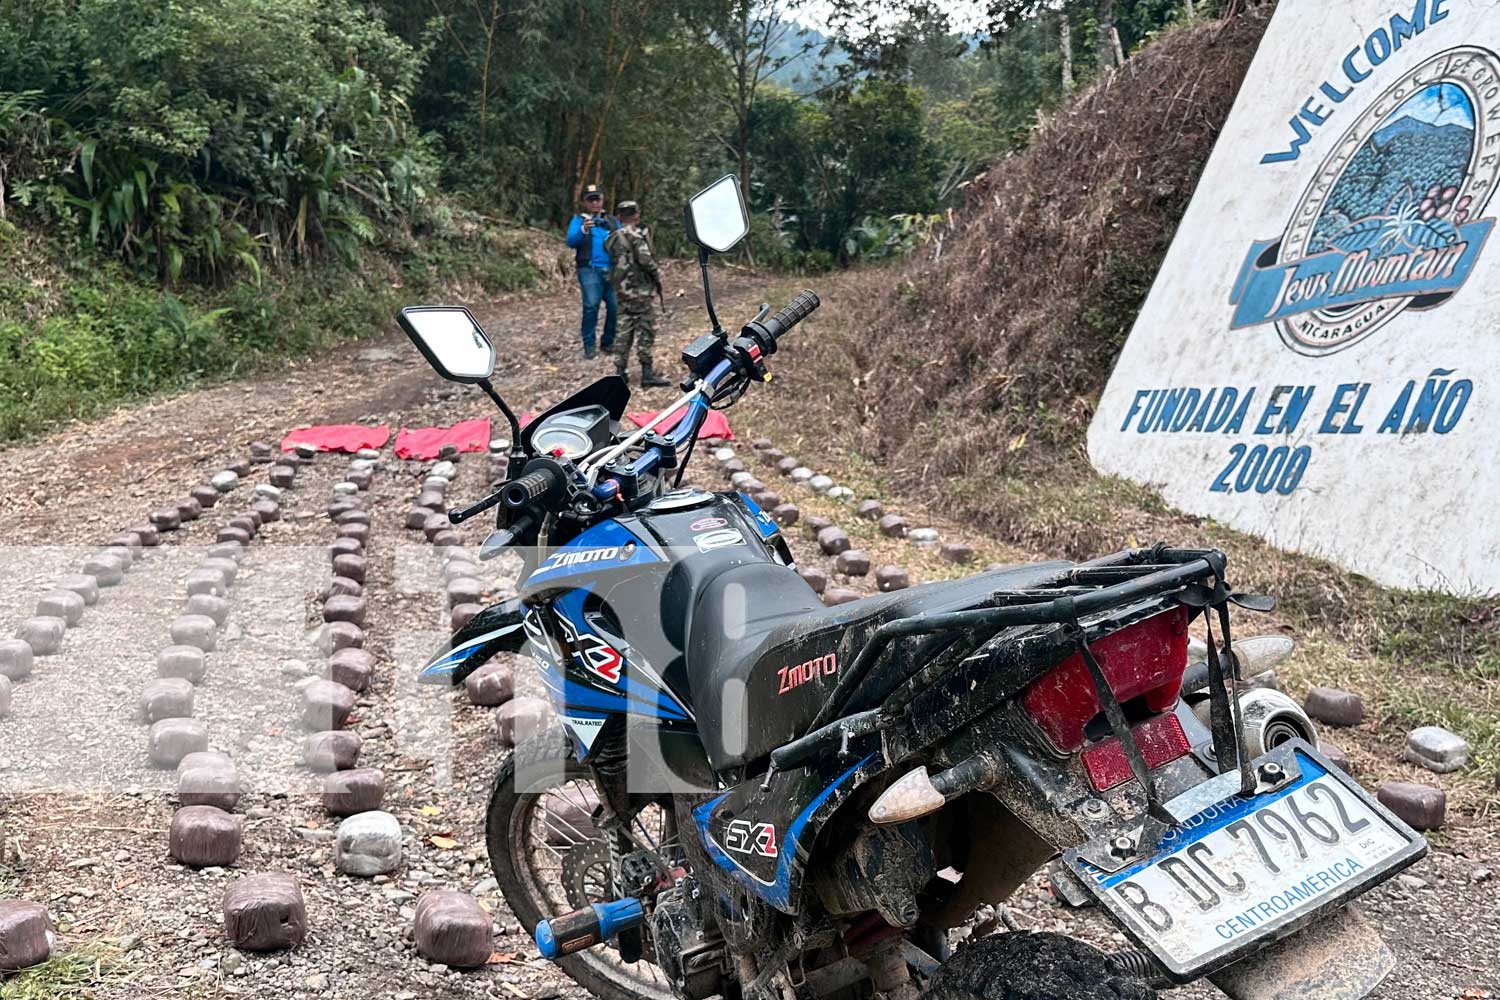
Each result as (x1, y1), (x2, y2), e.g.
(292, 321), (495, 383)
(0, 268), (1494, 999)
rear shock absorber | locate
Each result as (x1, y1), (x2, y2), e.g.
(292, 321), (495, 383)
(535, 898), (646, 961)
(1109, 949), (1172, 989)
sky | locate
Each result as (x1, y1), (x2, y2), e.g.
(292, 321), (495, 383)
(795, 0), (989, 34)
(1398, 83), (1477, 131)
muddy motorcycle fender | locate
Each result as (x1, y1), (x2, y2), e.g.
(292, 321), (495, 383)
(1208, 903), (1395, 1000)
(694, 749), (892, 913)
(418, 597), (528, 685)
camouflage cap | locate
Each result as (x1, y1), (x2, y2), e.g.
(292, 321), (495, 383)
(616, 200), (640, 215)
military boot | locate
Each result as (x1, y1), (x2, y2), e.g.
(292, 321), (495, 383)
(614, 357), (628, 382)
(640, 362), (669, 388)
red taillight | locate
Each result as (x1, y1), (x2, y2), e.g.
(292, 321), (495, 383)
(1080, 713), (1192, 792)
(1020, 606), (1189, 753)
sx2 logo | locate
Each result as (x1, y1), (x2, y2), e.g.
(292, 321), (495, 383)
(554, 611), (625, 685)
(723, 819), (779, 859)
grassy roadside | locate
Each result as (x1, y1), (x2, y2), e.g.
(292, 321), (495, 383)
(0, 208), (551, 446)
(0, 943), (125, 1000)
(738, 270), (1500, 816)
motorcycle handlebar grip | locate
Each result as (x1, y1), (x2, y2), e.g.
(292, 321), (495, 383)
(767, 289), (820, 340)
(501, 469), (557, 508)
(743, 290), (821, 350)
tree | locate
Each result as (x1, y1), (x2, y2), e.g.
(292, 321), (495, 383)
(370, 0), (724, 222)
(750, 78), (938, 261)
(1096, 0), (1124, 69)
(985, 0), (1057, 36)
(705, 0), (813, 198)
(986, 0), (1217, 71)
(1059, 11), (1074, 92)
(819, 0), (955, 89)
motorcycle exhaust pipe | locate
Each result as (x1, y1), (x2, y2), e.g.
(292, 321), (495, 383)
(1193, 687), (1317, 758)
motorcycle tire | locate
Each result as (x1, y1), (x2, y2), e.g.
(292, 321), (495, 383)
(929, 931), (1157, 1000)
(486, 729), (675, 1000)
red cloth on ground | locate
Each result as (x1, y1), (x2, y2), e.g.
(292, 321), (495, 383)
(280, 425), (390, 454)
(627, 409), (734, 441)
(393, 418), (492, 460)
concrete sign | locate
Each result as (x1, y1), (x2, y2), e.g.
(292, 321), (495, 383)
(1088, 0), (1500, 593)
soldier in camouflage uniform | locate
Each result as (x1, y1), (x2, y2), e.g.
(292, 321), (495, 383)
(604, 201), (669, 388)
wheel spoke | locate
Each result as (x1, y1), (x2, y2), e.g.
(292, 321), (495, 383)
(507, 776), (677, 998)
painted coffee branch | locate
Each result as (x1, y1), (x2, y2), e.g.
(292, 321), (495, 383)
(1089, 0), (1500, 593)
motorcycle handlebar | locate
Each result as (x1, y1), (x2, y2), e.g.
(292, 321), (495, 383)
(447, 489), (506, 525)
(593, 289), (820, 500)
(743, 289), (820, 346)
(770, 289), (821, 336)
(501, 468), (560, 509)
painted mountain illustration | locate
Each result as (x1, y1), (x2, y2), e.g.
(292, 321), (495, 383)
(1310, 85), (1476, 253)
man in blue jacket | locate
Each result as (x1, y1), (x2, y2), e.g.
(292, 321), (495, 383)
(566, 184), (619, 359)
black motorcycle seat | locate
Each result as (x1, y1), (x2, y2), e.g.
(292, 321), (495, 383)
(684, 560), (1073, 772)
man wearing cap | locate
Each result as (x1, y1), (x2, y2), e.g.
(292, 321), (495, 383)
(566, 184), (619, 359)
(605, 201), (669, 388)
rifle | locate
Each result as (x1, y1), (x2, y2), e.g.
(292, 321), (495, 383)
(645, 229), (666, 313)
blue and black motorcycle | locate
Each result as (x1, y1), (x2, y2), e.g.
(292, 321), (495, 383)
(404, 176), (1427, 1000)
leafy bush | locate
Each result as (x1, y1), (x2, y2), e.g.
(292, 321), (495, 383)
(0, 0), (434, 283)
(0, 213), (531, 443)
(844, 212), (946, 261)
(748, 80), (940, 264)
(742, 211), (833, 274)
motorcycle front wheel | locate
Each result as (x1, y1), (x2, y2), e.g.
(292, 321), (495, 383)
(486, 729), (678, 1000)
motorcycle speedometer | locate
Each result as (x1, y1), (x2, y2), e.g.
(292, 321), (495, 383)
(532, 426), (592, 459)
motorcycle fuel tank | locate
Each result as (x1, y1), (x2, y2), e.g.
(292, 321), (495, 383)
(515, 490), (790, 736)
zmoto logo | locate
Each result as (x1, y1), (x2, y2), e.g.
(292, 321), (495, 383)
(541, 547), (620, 571)
(778, 653), (837, 695)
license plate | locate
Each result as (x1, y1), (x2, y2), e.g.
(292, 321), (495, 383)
(1065, 742), (1426, 982)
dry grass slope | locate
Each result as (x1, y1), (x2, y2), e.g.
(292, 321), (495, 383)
(871, 13), (1269, 476)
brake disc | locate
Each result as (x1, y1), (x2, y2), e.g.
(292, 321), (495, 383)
(559, 839), (612, 912)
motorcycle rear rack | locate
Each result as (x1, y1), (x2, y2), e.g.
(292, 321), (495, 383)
(764, 544), (1270, 860)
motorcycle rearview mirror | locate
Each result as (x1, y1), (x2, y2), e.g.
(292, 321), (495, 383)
(685, 173), (750, 254)
(398, 306), (496, 384)
(684, 173), (749, 336)
(397, 305), (524, 480)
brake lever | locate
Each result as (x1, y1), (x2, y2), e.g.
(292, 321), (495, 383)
(447, 489), (506, 525)
(479, 512), (536, 561)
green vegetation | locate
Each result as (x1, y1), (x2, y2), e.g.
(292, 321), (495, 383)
(0, 212), (532, 441)
(0, 0), (540, 443)
(0, 0), (434, 279)
(0, 0), (1240, 442)
(366, 0), (1226, 264)
(0, 942), (121, 1000)
(746, 80), (940, 267)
